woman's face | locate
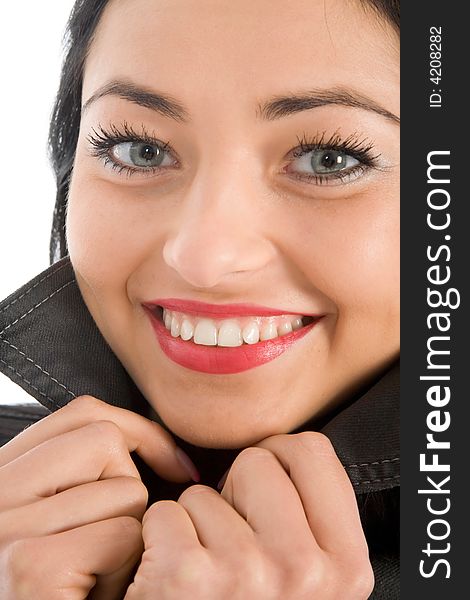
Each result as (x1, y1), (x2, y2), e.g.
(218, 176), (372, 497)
(67, 0), (399, 448)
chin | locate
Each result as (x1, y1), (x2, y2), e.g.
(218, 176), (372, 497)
(159, 410), (286, 450)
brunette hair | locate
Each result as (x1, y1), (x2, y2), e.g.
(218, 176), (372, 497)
(48, 0), (400, 263)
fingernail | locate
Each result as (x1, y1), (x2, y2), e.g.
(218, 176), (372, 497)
(217, 468), (229, 490)
(175, 446), (200, 482)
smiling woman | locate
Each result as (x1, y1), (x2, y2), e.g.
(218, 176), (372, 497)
(0, 0), (399, 598)
(65, 0), (399, 448)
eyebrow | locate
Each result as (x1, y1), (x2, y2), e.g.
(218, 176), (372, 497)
(257, 88), (400, 125)
(82, 81), (190, 122)
(83, 80), (400, 125)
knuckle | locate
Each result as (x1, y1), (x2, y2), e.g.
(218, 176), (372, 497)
(286, 546), (316, 574)
(122, 476), (149, 511)
(66, 394), (102, 412)
(227, 448), (277, 487)
(278, 550), (324, 595)
(235, 552), (280, 597)
(217, 543), (274, 594)
(5, 539), (43, 595)
(347, 562), (375, 597)
(238, 446), (275, 461)
(233, 447), (275, 472)
(114, 515), (143, 542)
(178, 484), (217, 504)
(161, 550), (214, 595)
(4, 539), (27, 583)
(89, 419), (125, 451)
(143, 500), (178, 526)
(240, 549), (268, 582)
(293, 431), (335, 456)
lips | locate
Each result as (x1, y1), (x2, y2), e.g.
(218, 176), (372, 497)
(143, 299), (322, 374)
(147, 298), (309, 318)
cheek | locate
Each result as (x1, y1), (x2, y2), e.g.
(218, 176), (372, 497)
(66, 173), (157, 294)
(284, 192), (399, 320)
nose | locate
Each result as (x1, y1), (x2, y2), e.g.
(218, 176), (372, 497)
(162, 171), (276, 289)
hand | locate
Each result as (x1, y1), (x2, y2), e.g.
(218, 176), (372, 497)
(125, 432), (374, 599)
(0, 395), (195, 600)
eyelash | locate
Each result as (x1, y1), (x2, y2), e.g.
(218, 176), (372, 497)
(87, 122), (380, 185)
(87, 122), (174, 178)
(288, 131), (380, 185)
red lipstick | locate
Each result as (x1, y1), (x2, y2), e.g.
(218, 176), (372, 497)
(143, 299), (322, 375)
(145, 298), (310, 319)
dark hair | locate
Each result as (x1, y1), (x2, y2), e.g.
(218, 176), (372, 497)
(49, 0), (108, 263)
(360, 0), (400, 33)
(49, 0), (400, 264)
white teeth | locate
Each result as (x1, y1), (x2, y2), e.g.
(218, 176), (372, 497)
(193, 319), (218, 346)
(164, 309), (172, 329)
(180, 319), (194, 341)
(218, 320), (243, 347)
(242, 321), (260, 345)
(160, 309), (311, 345)
(278, 320), (293, 336)
(260, 321), (278, 341)
(170, 316), (181, 337)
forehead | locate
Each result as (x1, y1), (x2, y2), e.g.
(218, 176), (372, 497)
(83, 0), (399, 118)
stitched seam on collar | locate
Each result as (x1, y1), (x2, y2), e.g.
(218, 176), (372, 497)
(0, 338), (76, 401)
(0, 280), (74, 336)
(0, 357), (58, 405)
(352, 475), (400, 486)
(0, 277), (78, 407)
(0, 262), (69, 315)
(347, 457), (400, 468)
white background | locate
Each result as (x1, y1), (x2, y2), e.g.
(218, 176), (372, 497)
(0, 1), (76, 404)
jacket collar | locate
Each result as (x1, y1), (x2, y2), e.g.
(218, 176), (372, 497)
(0, 257), (399, 495)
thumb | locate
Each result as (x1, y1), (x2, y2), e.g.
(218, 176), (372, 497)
(65, 397), (201, 484)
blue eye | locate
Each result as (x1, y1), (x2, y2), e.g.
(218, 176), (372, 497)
(87, 123), (177, 177)
(285, 133), (379, 185)
(287, 148), (362, 184)
(88, 123), (379, 185)
(112, 141), (172, 169)
(307, 149), (359, 174)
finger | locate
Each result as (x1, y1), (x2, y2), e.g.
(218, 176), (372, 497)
(0, 476), (148, 542)
(255, 432), (368, 556)
(8, 517), (143, 600)
(220, 448), (317, 553)
(0, 395), (194, 483)
(0, 421), (141, 510)
(177, 485), (253, 552)
(141, 500), (202, 555)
